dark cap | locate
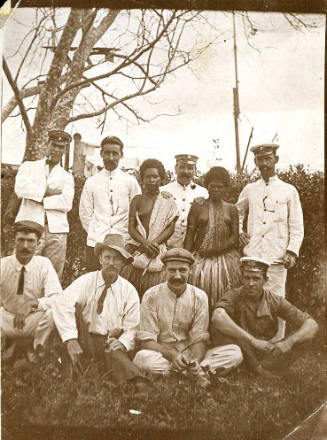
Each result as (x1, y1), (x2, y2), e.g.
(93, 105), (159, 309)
(161, 248), (195, 265)
(48, 130), (72, 145)
(175, 154), (198, 165)
(240, 257), (270, 273)
(94, 234), (133, 263)
(100, 136), (124, 150)
(14, 221), (44, 239)
(250, 143), (279, 157)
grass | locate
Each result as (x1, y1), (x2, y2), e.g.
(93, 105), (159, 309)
(2, 332), (327, 440)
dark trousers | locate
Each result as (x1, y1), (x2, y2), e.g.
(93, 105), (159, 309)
(211, 330), (303, 373)
(66, 305), (144, 385)
(86, 246), (101, 272)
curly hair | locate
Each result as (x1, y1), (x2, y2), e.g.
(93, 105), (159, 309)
(204, 166), (230, 188)
(139, 158), (166, 182)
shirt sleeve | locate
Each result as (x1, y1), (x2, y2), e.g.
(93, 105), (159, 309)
(137, 289), (160, 342)
(43, 172), (75, 213)
(52, 276), (87, 343)
(14, 161), (45, 202)
(277, 297), (311, 328)
(236, 185), (249, 234)
(37, 259), (63, 310)
(79, 179), (94, 232)
(287, 187), (304, 256)
(188, 290), (210, 345)
(214, 289), (238, 318)
(118, 284), (140, 352)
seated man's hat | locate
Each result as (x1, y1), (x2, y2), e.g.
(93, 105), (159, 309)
(240, 257), (270, 273)
(14, 220), (44, 239)
(250, 143), (279, 157)
(94, 234), (133, 263)
(175, 154), (199, 165)
(161, 248), (195, 265)
(48, 130), (72, 146)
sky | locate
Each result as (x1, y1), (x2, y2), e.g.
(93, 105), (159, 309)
(1, 10), (325, 173)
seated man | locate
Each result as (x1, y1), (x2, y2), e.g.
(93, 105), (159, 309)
(1, 221), (62, 362)
(211, 257), (319, 378)
(133, 248), (243, 386)
(52, 234), (148, 397)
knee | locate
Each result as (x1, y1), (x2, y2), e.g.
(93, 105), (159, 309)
(230, 344), (243, 366)
(133, 349), (152, 370)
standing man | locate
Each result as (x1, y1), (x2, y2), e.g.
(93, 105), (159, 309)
(79, 136), (141, 272)
(15, 130), (75, 280)
(237, 143), (304, 340)
(133, 248), (243, 386)
(161, 154), (208, 249)
(52, 234), (149, 397)
(1, 221), (62, 362)
(211, 257), (318, 378)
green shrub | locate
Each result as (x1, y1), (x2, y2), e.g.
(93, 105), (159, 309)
(1, 165), (325, 319)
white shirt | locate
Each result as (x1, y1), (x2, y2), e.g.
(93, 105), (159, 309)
(79, 168), (141, 247)
(1, 255), (62, 312)
(161, 180), (208, 248)
(236, 175), (304, 263)
(53, 273), (140, 351)
(15, 158), (75, 233)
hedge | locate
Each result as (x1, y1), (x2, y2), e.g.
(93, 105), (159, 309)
(1, 165), (325, 319)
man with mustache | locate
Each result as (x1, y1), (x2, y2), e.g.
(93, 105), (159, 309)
(1, 221), (62, 363)
(133, 248), (243, 387)
(161, 154), (207, 249)
(14, 130), (74, 280)
(237, 144), (304, 340)
(79, 136), (141, 272)
(211, 257), (318, 378)
(52, 234), (149, 398)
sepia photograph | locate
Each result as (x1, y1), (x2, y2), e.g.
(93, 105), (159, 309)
(1, 1), (326, 439)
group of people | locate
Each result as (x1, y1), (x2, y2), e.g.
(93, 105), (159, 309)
(1, 130), (319, 398)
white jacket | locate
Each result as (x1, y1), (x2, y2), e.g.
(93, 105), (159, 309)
(15, 158), (74, 234)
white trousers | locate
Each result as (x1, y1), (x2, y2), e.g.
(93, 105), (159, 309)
(265, 264), (288, 339)
(133, 345), (243, 375)
(0, 307), (54, 350)
(36, 225), (67, 280)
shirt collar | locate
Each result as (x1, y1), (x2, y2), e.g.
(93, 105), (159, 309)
(259, 175), (279, 185)
(96, 270), (120, 288)
(176, 180), (196, 190)
(14, 255), (33, 272)
(165, 282), (188, 299)
(256, 290), (273, 318)
(103, 167), (120, 178)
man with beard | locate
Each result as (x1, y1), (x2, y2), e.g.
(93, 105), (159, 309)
(161, 154), (208, 249)
(1, 221), (62, 362)
(79, 136), (141, 272)
(237, 144), (304, 340)
(52, 234), (149, 397)
(133, 248), (243, 386)
(14, 130), (74, 280)
(211, 257), (318, 378)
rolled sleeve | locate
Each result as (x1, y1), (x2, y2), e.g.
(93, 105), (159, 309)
(118, 287), (140, 352)
(137, 292), (160, 342)
(188, 292), (210, 345)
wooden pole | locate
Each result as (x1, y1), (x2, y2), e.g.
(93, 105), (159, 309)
(232, 12), (241, 173)
(241, 126), (254, 173)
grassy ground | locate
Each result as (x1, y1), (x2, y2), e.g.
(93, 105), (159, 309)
(2, 332), (326, 440)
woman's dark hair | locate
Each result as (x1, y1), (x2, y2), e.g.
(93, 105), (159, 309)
(204, 166), (230, 189)
(139, 158), (166, 182)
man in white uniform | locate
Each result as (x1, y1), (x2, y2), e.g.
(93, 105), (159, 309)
(237, 143), (304, 340)
(53, 234), (149, 397)
(79, 136), (141, 272)
(161, 154), (208, 249)
(133, 248), (243, 386)
(1, 221), (62, 362)
(15, 130), (75, 280)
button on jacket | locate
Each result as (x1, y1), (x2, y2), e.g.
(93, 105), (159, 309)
(15, 158), (74, 233)
(161, 181), (208, 248)
(79, 168), (141, 247)
(236, 176), (304, 262)
(53, 273), (140, 351)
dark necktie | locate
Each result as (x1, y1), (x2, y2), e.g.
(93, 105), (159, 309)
(17, 266), (25, 295)
(97, 284), (111, 315)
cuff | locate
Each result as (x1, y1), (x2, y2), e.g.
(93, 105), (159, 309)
(188, 330), (210, 345)
(286, 246), (299, 257)
(118, 332), (135, 352)
(61, 330), (79, 344)
(137, 330), (158, 342)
